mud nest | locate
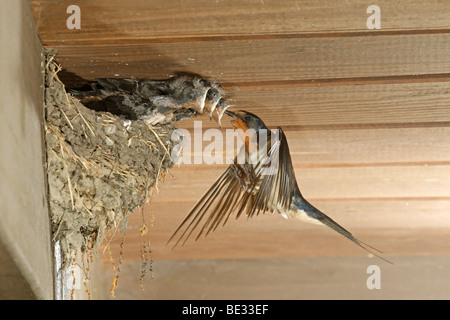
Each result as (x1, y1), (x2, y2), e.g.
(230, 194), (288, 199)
(44, 51), (178, 269)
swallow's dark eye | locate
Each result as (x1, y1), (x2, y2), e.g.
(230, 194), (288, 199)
(244, 115), (251, 121)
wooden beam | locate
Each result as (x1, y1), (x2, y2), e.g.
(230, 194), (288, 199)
(103, 199), (450, 261)
(32, 0), (450, 44)
(155, 164), (450, 201)
(172, 81), (450, 129)
(172, 127), (450, 166)
(31, 0), (450, 266)
(50, 34), (450, 87)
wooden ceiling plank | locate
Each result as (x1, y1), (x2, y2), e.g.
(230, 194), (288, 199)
(103, 199), (450, 261)
(153, 164), (450, 200)
(51, 34), (450, 86)
(170, 81), (450, 129)
(32, 0), (450, 42)
(31, 0), (450, 266)
(172, 127), (450, 166)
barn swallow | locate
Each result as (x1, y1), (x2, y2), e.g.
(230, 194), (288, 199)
(168, 110), (392, 264)
(70, 75), (228, 125)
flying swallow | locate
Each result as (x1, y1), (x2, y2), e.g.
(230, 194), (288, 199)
(168, 110), (392, 264)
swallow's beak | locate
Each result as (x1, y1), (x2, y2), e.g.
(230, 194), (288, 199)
(224, 109), (236, 118)
(224, 109), (246, 130)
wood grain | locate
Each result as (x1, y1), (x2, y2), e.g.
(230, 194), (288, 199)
(32, 0), (450, 44)
(173, 127), (450, 166)
(155, 164), (450, 201)
(32, 1), (450, 266)
(172, 81), (450, 129)
(103, 199), (450, 261)
(52, 33), (450, 87)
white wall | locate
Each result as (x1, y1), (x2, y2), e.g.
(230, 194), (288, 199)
(0, 0), (53, 299)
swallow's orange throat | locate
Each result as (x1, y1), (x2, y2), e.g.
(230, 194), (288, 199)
(231, 118), (248, 132)
(231, 118), (257, 150)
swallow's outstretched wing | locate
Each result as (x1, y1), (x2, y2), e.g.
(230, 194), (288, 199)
(248, 127), (297, 217)
(168, 127), (297, 248)
(168, 126), (393, 264)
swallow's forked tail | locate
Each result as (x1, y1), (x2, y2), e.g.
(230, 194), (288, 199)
(298, 200), (393, 265)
